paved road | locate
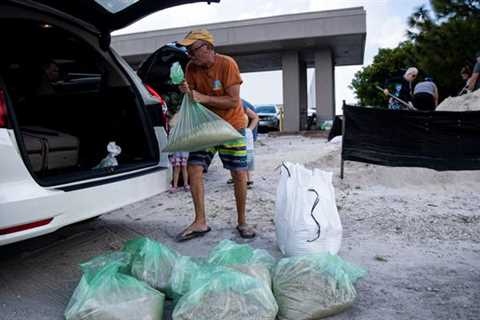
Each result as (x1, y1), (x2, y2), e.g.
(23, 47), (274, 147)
(0, 212), (141, 319)
(0, 134), (297, 320)
(0, 150), (281, 320)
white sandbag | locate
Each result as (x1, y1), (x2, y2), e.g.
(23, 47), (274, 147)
(275, 162), (342, 256)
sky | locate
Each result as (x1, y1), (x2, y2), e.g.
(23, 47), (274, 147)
(114, 0), (428, 113)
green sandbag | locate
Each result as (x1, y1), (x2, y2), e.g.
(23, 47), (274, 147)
(172, 266), (278, 320)
(169, 256), (207, 300)
(170, 62), (184, 85)
(207, 240), (276, 289)
(80, 252), (131, 283)
(65, 259), (165, 320)
(163, 94), (243, 152)
(207, 240), (254, 265)
(273, 253), (367, 320)
(122, 237), (179, 298)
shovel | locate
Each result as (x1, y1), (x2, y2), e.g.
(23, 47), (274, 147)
(458, 85), (469, 96)
(376, 85), (416, 111)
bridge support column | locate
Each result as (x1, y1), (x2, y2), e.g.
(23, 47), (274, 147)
(314, 49), (335, 124)
(282, 51), (308, 132)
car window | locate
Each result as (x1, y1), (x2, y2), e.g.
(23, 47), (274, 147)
(95, 0), (140, 13)
(256, 106), (277, 113)
(1, 19), (116, 108)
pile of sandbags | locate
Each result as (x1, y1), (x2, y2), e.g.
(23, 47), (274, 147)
(65, 238), (366, 320)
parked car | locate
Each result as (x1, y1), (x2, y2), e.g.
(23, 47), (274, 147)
(257, 104), (280, 131)
(0, 0), (218, 245)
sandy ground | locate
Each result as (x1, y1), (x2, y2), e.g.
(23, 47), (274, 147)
(1, 133), (479, 319)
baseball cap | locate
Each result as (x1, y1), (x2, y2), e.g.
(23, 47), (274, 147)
(177, 29), (214, 47)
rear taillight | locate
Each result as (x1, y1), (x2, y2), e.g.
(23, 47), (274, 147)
(0, 218), (53, 235)
(0, 89), (7, 128)
(144, 84), (169, 131)
(144, 84), (166, 105)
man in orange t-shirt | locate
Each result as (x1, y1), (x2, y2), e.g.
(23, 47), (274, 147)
(176, 29), (255, 241)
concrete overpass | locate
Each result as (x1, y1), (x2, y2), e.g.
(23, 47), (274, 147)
(112, 7), (366, 131)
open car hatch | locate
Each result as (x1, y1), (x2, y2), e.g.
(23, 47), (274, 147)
(25, 0), (220, 32)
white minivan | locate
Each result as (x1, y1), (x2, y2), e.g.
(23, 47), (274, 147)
(0, 0), (217, 245)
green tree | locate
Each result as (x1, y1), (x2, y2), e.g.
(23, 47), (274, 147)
(350, 42), (416, 107)
(408, 0), (480, 97)
(430, 0), (480, 18)
(352, 0), (480, 105)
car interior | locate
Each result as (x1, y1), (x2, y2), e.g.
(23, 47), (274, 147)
(0, 19), (157, 186)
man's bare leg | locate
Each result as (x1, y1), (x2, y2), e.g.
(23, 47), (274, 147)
(231, 169), (255, 238)
(179, 165), (209, 236)
(231, 170), (247, 225)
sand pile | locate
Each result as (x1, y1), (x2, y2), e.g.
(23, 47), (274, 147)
(309, 138), (480, 192)
(436, 90), (480, 111)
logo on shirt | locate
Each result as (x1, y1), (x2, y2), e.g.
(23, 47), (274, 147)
(213, 80), (223, 91)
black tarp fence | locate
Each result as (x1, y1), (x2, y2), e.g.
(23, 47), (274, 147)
(328, 115), (343, 141)
(341, 104), (480, 177)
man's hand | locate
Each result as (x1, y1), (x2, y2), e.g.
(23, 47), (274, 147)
(179, 80), (191, 95)
(191, 90), (209, 104)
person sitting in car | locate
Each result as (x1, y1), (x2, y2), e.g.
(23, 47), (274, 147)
(35, 59), (61, 96)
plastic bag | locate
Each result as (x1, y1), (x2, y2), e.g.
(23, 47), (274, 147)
(163, 94), (243, 152)
(94, 142), (122, 169)
(155, 126), (170, 167)
(172, 266), (278, 320)
(207, 240), (275, 270)
(207, 240), (275, 288)
(169, 256), (206, 299)
(170, 62), (185, 85)
(207, 240), (255, 265)
(275, 162), (342, 256)
(80, 252), (131, 282)
(273, 253), (366, 320)
(65, 258), (165, 320)
(320, 120), (333, 131)
(122, 237), (179, 298)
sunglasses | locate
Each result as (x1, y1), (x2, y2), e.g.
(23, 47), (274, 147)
(187, 43), (207, 56)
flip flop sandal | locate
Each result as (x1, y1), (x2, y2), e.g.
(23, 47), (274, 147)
(176, 226), (211, 242)
(236, 224), (256, 239)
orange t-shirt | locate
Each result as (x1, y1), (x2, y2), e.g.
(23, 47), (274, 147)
(185, 54), (245, 129)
